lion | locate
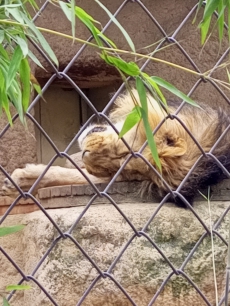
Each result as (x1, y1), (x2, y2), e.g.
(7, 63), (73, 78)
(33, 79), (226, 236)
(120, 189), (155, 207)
(2, 90), (230, 207)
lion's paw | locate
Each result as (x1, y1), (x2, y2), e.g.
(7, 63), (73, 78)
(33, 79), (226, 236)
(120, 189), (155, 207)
(2, 177), (18, 196)
(1, 168), (30, 196)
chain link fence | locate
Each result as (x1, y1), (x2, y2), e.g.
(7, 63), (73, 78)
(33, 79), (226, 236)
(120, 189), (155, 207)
(1, 0), (230, 305)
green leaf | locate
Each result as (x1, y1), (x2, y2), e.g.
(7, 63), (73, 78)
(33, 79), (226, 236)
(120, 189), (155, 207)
(28, 50), (44, 69)
(119, 106), (141, 138)
(203, 0), (219, 23)
(0, 30), (4, 43)
(198, 0), (220, 44)
(0, 67), (12, 125)
(60, 1), (76, 39)
(136, 76), (147, 111)
(60, 3), (116, 48)
(200, 16), (212, 44)
(22, 14), (58, 67)
(3, 297), (10, 306)
(217, 0), (225, 43)
(101, 54), (140, 76)
(97, 32), (117, 48)
(19, 58), (30, 112)
(75, 6), (100, 24)
(95, 0), (136, 52)
(6, 284), (31, 291)
(2, 101), (12, 126)
(228, 1), (230, 42)
(0, 44), (9, 60)
(6, 45), (23, 90)
(1, 98), (13, 126)
(0, 225), (25, 237)
(30, 74), (42, 96)
(16, 36), (28, 57)
(136, 77), (161, 171)
(74, 6), (102, 46)
(0, 67), (3, 112)
(28, 0), (39, 10)
(8, 79), (23, 122)
(32, 83), (42, 96)
(70, 0), (75, 40)
(142, 72), (167, 106)
(0, 4), (22, 8)
(7, 8), (25, 24)
(151, 76), (200, 107)
(74, 6), (116, 48)
(59, 1), (72, 21)
(140, 107), (162, 171)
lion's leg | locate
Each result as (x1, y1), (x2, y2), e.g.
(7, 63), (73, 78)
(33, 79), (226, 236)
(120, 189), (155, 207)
(2, 164), (109, 196)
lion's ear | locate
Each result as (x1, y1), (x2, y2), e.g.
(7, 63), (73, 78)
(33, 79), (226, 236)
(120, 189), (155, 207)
(160, 132), (187, 158)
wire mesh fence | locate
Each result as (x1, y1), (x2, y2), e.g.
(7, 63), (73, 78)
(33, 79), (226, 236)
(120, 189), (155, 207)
(1, 0), (230, 305)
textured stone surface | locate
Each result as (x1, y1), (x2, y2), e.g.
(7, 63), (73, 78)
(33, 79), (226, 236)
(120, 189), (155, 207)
(0, 201), (229, 306)
(0, 181), (149, 215)
(1, 178), (230, 215)
(0, 109), (37, 189)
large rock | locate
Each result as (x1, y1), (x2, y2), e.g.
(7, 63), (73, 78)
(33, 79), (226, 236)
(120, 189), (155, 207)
(0, 200), (229, 305)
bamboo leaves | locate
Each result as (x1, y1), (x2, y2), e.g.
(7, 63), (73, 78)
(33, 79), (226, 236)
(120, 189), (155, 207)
(0, 0), (57, 124)
(197, 0), (229, 45)
(151, 76), (199, 107)
(0, 224), (25, 237)
(136, 77), (161, 170)
(100, 54), (140, 76)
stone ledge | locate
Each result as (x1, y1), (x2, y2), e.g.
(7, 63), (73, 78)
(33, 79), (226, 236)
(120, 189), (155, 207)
(38, 181), (141, 199)
(37, 178), (230, 203)
(0, 197), (38, 215)
(0, 182), (144, 215)
(0, 179), (230, 215)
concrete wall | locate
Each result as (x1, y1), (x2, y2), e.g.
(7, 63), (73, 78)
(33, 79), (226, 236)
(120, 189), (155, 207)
(31, 0), (229, 108)
(34, 87), (80, 166)
(0, 111), (37, 186)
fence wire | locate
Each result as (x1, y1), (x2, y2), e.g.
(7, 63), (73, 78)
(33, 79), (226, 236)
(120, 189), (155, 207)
(1, 0), (230, 305)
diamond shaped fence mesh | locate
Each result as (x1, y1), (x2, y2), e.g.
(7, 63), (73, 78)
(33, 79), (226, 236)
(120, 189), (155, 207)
(1, 0), (230, 305)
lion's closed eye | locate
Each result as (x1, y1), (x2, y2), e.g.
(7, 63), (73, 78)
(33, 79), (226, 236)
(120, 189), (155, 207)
(86, 126), (107, 136)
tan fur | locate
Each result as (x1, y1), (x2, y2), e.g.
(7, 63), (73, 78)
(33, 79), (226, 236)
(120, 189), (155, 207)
(2, 90), (229, 205)
(78, 91), (219, 192)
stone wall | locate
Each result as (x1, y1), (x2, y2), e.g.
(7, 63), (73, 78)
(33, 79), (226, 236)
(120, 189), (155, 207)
(0, 110), (37, 186)
(0, 199), (229, 306)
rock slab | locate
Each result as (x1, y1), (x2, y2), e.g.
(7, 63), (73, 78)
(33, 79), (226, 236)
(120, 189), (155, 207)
(0, 200), (229, 305)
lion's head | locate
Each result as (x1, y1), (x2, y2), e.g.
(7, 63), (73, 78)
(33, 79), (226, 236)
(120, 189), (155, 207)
(78, 123), (135, 178)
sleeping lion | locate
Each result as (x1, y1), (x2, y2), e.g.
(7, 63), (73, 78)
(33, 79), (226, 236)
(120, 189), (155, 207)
(2, 90), (230, 207)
